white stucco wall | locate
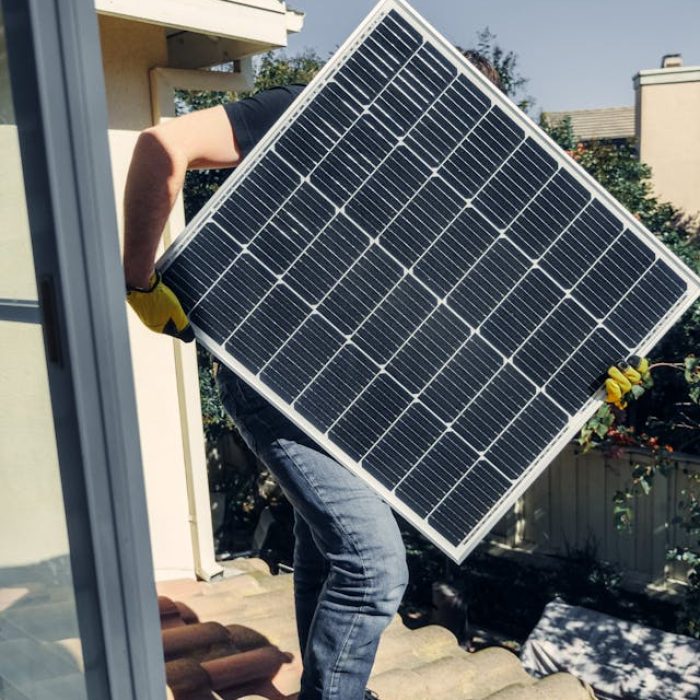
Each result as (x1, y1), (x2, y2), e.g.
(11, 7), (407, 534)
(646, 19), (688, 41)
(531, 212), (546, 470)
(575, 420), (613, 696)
(100, 15), (198, 580)
(636, 65), (700, 222)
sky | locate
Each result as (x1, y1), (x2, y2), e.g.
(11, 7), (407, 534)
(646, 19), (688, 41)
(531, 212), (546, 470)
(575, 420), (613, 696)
(285, 0), (700, 114)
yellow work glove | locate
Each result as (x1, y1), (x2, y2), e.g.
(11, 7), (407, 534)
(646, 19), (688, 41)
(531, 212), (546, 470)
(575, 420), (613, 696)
(126, 270), (194, 343)
(604, 356), (650, 409)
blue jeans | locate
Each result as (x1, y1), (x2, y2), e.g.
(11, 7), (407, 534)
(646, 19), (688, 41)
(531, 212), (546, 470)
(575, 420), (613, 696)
(217, 368), (409, 700)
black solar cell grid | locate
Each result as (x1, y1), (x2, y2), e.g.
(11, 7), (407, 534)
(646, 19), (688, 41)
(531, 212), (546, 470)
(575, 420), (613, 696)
(159, 1), (696, 560)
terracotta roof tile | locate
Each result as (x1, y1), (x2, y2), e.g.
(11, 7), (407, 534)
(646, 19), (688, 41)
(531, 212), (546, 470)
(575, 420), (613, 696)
(162, 622), (238, 662)
(369, 623), (463, 673)
(155, 559), (597, 700)
(384, 649), (534, 699)
(202, 646), (293, 690)
(226, 624), (274, 653)
(175, 600), (201, 626)
(485, 672), (596, 699)
(160, 595), (188, 629)
(165, 657), (212, 697)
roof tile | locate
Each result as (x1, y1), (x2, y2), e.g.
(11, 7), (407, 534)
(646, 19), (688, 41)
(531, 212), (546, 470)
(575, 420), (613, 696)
(543, 107), (635, 141)
(156, 559), (598, 699)
(484, 672), (596, 699)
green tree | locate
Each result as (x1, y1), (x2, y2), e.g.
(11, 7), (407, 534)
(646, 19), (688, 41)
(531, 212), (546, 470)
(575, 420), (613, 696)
(247, 50), (325, 96)
(540, 113), (576, 151)
(467, 27), (533, 110)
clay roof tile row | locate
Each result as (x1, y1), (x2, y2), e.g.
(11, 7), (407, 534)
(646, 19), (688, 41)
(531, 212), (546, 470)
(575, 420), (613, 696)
(155, 558), (598, 700)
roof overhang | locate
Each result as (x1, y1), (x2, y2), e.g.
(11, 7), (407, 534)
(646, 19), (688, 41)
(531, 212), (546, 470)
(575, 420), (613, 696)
(95, 0), (304, 64)
(634, 65), (700, 88)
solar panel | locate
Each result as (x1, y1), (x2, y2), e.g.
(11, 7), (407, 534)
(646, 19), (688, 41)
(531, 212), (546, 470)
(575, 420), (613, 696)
(158, 0), (700, 562)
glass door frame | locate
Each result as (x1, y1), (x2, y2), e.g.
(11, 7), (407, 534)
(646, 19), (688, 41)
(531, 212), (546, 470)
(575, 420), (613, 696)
(3, 0), (165, 697)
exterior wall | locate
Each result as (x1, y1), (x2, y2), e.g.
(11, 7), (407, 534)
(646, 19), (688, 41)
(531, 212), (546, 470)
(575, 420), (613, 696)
(492, 444), (696, 588)
(636, 66), (700, 222)
(99, 15), (198, 580)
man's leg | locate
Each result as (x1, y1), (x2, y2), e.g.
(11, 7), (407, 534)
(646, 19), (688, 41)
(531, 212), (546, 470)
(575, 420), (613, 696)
(217, 370), (409, 699)
(258, 438), (409, 700)
(292, 512), (329, 658)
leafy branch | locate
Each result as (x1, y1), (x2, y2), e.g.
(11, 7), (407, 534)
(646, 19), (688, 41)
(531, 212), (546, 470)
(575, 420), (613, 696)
(578, 358), (700, 637)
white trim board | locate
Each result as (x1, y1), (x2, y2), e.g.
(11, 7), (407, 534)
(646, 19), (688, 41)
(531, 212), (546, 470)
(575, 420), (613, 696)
(634, 66), (700, 87)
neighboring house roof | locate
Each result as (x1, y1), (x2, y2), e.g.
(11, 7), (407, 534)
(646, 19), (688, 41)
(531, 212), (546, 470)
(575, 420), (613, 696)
(543, 107), (635, 142)
(155, 558), (597, 700)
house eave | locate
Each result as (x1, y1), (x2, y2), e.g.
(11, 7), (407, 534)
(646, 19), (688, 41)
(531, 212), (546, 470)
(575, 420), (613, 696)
(95, 0), (305, 52)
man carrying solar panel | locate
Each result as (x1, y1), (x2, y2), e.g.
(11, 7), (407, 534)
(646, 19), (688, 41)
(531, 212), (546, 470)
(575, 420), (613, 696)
(123, 67), (644, 700)
(124, 82), (405, 700)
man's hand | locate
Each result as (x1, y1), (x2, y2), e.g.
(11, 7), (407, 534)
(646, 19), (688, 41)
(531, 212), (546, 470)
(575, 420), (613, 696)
(122, 107), (239, 344)
(604, 356), (650, 409)
(126, 271), (195, 343)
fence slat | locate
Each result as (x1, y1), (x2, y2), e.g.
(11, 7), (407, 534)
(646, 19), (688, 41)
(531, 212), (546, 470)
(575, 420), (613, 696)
(488, 445), (699, 588)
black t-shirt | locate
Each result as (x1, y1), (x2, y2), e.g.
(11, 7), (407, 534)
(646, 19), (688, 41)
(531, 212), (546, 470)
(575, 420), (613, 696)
(223, 84), (306, 158)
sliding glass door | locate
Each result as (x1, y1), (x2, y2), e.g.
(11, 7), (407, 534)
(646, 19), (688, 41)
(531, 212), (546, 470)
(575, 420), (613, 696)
(1, 1), (164, 697)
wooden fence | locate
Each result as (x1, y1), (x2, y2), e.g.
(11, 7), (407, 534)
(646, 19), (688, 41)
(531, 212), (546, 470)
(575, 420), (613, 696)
(490, 445), (698, 588)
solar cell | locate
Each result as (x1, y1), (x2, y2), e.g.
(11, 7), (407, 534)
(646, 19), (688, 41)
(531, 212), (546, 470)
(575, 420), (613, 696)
(159, 0), (700, 561)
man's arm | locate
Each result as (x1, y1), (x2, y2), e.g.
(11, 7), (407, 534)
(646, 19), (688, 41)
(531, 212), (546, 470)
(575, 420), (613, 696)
(123, 104), (241, 288)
